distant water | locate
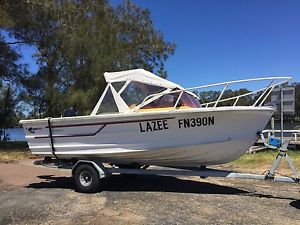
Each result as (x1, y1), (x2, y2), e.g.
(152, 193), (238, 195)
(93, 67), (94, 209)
(1, 128), (25, 141)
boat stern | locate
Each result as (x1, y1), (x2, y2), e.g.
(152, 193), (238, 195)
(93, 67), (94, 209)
(19, 118), (53, 157)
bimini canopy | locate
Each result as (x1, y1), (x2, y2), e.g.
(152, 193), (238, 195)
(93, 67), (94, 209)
(91, 69), (187, 115)
(104, 69), (182, 89)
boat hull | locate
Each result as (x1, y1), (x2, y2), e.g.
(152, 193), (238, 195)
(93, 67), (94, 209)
(20, 107), (274, 166)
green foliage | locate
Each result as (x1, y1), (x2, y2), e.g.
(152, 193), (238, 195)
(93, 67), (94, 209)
(0, 85), (19, 140)
(198, 88), (255, 106)
(0, 141), (28, 150)
(0, 34), (23, 84)
(1, 0), (176, 117)
(0, 33), (26, 133)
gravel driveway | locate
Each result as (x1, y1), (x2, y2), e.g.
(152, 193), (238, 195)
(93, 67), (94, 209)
(0, 160), (299, 225)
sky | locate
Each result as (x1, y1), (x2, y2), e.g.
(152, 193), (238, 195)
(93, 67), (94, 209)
(8, 0), (300, 88)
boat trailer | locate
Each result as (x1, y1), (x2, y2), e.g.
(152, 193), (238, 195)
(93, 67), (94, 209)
(38, 135), (299, 193)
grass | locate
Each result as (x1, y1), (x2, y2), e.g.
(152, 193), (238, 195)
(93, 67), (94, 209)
(0, 141), (28, 150)
(0, 141), (31, 162)
(221, 150), (300, 176)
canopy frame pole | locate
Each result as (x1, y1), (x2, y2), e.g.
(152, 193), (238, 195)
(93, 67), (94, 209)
(90, 84), (110, 115)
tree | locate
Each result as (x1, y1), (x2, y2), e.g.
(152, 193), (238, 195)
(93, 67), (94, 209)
(198, 88), (255, 106)
(0, 33), (27, 136)
(0, 85), (18, 140)
(1, 0), (176, 117)
(0, 34), (23, 85)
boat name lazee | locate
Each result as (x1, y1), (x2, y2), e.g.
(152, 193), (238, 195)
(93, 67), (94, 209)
(139, 116), (214, 132)
(139, 120), (168, 132)
(178, 116), (214, 128)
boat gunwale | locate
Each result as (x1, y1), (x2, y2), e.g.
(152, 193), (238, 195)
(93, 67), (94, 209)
(19, 106), (275, 124)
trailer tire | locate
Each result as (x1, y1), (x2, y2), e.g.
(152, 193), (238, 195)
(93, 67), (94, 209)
(73, 164), (100, 193)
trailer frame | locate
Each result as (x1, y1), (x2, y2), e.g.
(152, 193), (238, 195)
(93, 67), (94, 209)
(36, 134), (299, 193)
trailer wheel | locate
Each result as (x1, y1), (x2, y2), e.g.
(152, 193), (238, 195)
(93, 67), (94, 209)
(73, 164), (100, 193)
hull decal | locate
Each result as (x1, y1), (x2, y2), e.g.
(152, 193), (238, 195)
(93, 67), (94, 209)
(45, 116), (175, 128)
(35, 124), (107, 139)
(35, 116), (175, 139)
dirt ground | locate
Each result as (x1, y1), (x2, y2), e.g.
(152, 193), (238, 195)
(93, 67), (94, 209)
(0, 160), (299, 225)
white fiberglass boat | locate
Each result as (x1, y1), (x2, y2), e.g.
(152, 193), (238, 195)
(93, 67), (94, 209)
(20, 69), (291, 167)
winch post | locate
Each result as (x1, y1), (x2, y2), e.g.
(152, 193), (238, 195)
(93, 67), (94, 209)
(286, 154), (299, 178)
(266, 138), (299, 181)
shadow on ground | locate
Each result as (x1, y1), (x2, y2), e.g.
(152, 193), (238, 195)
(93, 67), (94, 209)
(27, 174), (299, 202)
(28, 174), (246, 195)
(290, 200), (300, 209)
(28, 175), (74, 189)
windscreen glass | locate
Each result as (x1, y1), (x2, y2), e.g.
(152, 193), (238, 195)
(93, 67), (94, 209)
(97, 88), (119, 114)
(142, 92), (201, 109)
(121, 81), (165, 108)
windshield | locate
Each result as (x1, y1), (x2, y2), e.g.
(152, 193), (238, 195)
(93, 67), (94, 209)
(142, 92), (201, 109)
(121, 81), (166, 108)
